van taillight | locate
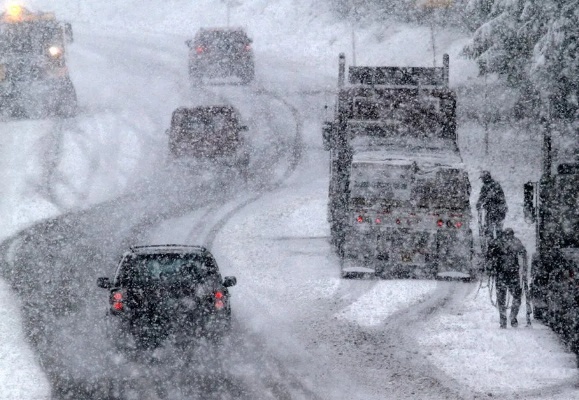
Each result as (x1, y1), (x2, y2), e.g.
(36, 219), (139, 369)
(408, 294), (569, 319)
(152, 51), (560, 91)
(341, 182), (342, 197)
(215, 291), (225, 310)
(111, 291), (124, 311)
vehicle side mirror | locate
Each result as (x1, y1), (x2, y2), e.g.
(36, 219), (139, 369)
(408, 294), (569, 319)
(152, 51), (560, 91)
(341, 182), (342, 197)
(523, 181), (536, 223)
(322, 121), (333, 151)
(223, 276), (237, 287)
(97, 277), (111, 289)
(64, 22), (73, 44)
(248, 38), (253, 44)
(185, 39), (193, 48)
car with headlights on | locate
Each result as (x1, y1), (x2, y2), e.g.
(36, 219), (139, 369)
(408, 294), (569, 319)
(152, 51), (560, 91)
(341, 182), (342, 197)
(0, 5), (77, 118)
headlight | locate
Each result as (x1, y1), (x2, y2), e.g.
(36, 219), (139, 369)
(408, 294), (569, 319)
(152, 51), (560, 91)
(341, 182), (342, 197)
(48, 46), (63, 57)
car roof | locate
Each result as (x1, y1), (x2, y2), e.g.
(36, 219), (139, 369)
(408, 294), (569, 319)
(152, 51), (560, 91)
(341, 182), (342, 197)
(195, 27), (248, 35)
(128, 245), (209, 256)
(194, 28), (250, 42)
(175, 105), (235, 112)
(172, 105), (238, 119)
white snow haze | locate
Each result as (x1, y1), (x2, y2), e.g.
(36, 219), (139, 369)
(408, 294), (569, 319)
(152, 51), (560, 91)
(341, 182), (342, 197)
(0, 1), (577, 399)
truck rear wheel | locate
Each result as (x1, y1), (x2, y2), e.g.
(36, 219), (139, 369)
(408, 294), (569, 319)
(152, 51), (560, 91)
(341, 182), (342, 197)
(189, 66), (204, 86)
(55, 79), (78, 118)
(330, 223), (345, 258)
(239, 66), (254, 85)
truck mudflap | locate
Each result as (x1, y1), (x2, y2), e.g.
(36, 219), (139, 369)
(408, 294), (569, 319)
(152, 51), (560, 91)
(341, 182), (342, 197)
(433, 228), (474, 280)
(340, 227), (473, 279)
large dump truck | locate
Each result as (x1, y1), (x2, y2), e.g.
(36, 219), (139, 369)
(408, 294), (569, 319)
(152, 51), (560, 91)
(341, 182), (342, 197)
(524, 121), (579, 354)
(323, 53), (473, 279)
(0, 5), (77, 118)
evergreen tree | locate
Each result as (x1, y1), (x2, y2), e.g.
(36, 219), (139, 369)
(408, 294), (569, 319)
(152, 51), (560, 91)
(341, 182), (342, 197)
(464, 0), (498, 30)
(531, 0), (579, 118)
(464, 0), (578, 119)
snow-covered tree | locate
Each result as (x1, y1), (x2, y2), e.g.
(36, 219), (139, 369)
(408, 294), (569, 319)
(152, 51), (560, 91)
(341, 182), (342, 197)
(531, 1), (579, 119)
(463, 0), (498, 30)
(464, 0), (578, 119)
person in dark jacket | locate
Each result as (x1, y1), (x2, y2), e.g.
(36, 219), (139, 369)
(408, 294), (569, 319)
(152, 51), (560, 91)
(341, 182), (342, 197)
(487, 228), (528, 328)
(476, 170), (508, 247)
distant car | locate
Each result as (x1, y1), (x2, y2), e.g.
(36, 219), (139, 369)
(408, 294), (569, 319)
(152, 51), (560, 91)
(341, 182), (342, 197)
(186, 27), (255, 84)
(97, 245), (237, 349)
(167, 105), (250, 176)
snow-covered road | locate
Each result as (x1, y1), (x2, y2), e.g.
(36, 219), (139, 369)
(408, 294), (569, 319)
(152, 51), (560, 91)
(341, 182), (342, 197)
(0, 1), (578, 399)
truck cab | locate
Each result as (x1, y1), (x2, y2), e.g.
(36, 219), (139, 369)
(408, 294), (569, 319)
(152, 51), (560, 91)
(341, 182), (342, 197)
(0, 5), (77, 118)
(524, 125), (579, 352)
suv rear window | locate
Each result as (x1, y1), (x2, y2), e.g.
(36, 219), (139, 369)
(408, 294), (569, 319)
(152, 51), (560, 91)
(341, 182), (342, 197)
(117, 254), (219, 287)
(195, 30), (249, 48)
(172, 108), (236, 135)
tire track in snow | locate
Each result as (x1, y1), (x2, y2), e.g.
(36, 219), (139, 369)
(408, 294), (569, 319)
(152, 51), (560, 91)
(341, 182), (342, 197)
(0, 29), (308, 399)
(104, 81), (309, 399)
(194, 85), (324, 400)
(0, 82), (305, 400)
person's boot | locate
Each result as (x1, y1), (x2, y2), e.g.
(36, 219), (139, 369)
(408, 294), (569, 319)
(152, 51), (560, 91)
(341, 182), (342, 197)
(511, 317), (518, 328)
(500, 316), (507, 329)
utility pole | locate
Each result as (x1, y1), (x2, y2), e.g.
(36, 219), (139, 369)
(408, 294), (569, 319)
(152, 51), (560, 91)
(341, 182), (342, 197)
(429, 15), (437, 67)
(484, 73), (489, 155)
(226, 1), (230, 26)
(418, 0), (454, 67)
(350, 0), (357, 66)
(221, 0), (242, 27)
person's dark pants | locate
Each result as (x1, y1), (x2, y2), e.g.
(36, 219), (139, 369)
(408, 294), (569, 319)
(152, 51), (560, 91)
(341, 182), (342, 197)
(483, 216), (504, 241)
(496, 277), (522, 328)
(480, 215), (504, 260)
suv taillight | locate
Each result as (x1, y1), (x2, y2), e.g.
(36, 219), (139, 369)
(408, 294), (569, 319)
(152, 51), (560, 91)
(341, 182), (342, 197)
(214, 291), (225, 310)
(196, 46), (205, 54)
(110, 290), (124, 312)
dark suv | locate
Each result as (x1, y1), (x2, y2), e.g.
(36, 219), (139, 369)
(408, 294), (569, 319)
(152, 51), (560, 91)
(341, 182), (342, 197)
(97, 245), (236, 349)
(167, 105), (250, 175)
(186, 28), (255, 84)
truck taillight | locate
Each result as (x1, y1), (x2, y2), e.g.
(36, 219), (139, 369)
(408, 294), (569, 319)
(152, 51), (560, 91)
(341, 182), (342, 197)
(215, 291), (225, 310)
(436, 219), (462, 228)
(110, 290), (124, 312)
(356, 215), (364, 223)
(375, 218), (381, 224)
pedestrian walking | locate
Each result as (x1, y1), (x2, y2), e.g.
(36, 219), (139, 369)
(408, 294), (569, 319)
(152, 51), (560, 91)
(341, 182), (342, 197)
(486, 228), (529, 328)
(476, 170), (508, 252)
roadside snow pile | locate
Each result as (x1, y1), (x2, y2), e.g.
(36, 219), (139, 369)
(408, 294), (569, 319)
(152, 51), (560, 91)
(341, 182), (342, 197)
(415, 284), (578, 395)
(0, 281), (50, 400)
(337, 280), (437, 327)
